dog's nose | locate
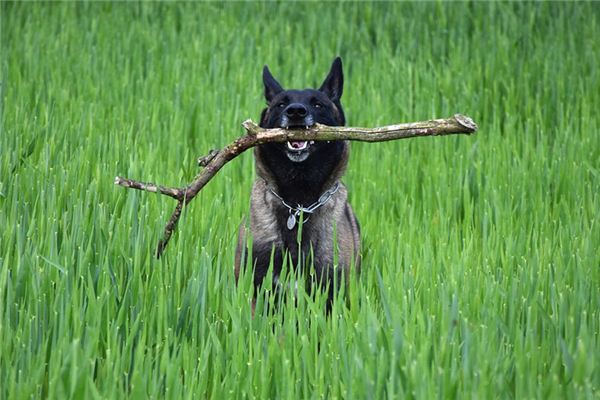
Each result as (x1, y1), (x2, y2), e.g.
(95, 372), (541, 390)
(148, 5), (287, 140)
(284, 103), (308, 118)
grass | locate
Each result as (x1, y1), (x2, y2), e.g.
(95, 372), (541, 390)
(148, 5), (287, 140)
(1, 2), (599, 399)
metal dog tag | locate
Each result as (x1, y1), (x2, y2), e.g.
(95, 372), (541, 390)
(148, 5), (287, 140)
(287, 213), (296, 230)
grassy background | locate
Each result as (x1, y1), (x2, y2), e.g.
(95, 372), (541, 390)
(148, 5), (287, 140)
(2, 2), (599, 399)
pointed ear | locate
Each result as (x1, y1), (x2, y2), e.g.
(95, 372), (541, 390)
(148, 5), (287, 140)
(319, 57), (343, 101)
(263, 65), (284, 102)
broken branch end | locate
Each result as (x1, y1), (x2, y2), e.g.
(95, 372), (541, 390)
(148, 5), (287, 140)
(454, 114), (478, 133)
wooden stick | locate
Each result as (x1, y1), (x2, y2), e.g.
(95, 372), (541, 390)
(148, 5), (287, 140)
(115, 114), (477, 258)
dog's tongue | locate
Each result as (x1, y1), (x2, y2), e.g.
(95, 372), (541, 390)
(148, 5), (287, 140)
(287, 141), (308, 151)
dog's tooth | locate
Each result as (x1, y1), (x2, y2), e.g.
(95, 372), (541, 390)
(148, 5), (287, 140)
(310, 141), (314, 145)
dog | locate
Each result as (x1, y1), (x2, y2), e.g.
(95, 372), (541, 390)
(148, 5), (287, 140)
(235, 57), (360, 310)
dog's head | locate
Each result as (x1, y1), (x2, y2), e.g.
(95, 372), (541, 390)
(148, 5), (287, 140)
(259, 57), (345, 163)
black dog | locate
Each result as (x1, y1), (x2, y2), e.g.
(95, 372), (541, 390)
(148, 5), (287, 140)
(235, 57), (360, 310)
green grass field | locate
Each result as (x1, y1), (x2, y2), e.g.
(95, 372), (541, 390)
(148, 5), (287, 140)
(2, 2), (599, 399)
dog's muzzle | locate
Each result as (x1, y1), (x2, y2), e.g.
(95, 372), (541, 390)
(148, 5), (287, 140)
(281, 103), (315, 162)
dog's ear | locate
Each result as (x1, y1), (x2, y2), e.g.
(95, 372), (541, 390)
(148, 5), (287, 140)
(319, 57), (343, 102)
(263, 65), (284, 103)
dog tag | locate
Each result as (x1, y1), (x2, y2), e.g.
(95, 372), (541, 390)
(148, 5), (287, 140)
(287, 213), (296, 230)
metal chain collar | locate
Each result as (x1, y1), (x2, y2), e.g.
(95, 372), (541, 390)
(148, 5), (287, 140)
(269, 182), (340, 230)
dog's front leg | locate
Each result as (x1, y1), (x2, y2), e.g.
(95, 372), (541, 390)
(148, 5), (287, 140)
(250, 241), (285, 290)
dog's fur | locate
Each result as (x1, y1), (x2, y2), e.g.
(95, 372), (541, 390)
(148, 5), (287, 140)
(235, 57), (360, 307)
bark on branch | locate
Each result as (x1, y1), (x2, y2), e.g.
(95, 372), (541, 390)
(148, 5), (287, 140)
(114, 114), (477, 258)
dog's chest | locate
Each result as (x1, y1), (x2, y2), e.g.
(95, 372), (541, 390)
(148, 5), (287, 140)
(249, 179), (341, 266)
(274, 203), (336, 260)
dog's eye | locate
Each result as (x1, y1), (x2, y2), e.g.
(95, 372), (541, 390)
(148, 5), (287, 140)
(314, 102), (322, 109)
(277, 102), (285, 108)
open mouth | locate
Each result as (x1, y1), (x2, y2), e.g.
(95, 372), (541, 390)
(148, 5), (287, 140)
(286, 140), (311, 151)
(283, 124), (315, 154)
(280, 117), (315, 161)
(284, 139), (315, 162)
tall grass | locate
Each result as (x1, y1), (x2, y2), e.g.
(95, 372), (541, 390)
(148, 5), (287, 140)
(1, 2), (599, 398)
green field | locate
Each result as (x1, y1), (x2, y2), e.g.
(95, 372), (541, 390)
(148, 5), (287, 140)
(2, 2), (599, 399)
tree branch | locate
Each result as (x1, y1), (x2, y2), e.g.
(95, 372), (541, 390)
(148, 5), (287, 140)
(115, 114), (477, 258)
